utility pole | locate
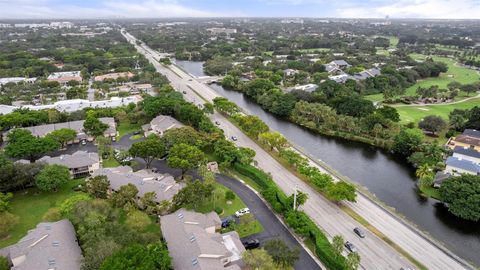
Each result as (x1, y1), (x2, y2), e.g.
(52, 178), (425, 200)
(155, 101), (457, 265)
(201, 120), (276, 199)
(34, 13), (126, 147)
(293, 184), (298, 211)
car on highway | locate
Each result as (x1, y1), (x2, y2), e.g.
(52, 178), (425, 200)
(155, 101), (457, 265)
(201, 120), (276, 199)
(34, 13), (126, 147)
(182, 91), (187, 94)
(188, 79), (192, 81)
(231, 136), (238, 141)
(81, 140), (87, 145)
(344, 241), (357, 253)
(242, 239), (260, 250)
(353, 227), (365, 238)
(215, 121), (220, 125)
(234, 208), (250, 217)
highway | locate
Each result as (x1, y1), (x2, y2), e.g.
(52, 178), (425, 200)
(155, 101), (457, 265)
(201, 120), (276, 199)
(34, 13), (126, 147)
(122, 30), (474, 270)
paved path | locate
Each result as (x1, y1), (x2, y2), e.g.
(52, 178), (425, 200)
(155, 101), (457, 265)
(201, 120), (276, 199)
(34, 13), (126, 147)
(393, 93), (480, 107)
(123, 30), (475, 270)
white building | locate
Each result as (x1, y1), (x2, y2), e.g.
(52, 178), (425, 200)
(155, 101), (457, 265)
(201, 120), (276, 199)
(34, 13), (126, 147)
(0, 77), (36, 85)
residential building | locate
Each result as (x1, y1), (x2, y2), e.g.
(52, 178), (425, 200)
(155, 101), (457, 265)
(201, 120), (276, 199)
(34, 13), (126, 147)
(206, 28), (237, 35)
(452, 146), (480, 164)
(7, 117), (117, 142)
(94, 72), (134, 82)
(328, 73), (350, 83)
(91, 166), (185, 202)
(0, 96), (143, 115)
(47, 71), (82, 85)
(0, 77), (36, 85)
(447, 129), (480, 151)
(38, 151), (100, 178)
(116, 83), (153, 95)
(161, 209), (246, 270)
(283, 68), (299, 77)
(352, 68), (381, 81)
(445, 156), (480, 176)
(323, 60), (351, 74)
(0, 220), (82, 270)
(289, 83), (318, 93)
(142, 115), (183, 137)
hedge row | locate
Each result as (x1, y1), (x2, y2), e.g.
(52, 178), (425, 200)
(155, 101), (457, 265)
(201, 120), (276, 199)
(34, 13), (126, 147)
(233, 162), (350, 270)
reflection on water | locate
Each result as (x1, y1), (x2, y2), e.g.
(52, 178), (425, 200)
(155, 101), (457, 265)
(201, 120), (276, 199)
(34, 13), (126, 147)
(177, 60), (480, 266)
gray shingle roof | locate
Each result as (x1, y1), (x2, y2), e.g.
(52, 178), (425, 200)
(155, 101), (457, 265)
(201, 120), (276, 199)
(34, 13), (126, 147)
(91, 166), (184, 202)
(0, 219), (82, 270)
(453, 146), (480, 159)
(462, 129), (480, 139)
(38, 151), (99, 169)
(160, 209), (244, 270)
(144, 115), (183, 134)
(446, 156), (480, 173)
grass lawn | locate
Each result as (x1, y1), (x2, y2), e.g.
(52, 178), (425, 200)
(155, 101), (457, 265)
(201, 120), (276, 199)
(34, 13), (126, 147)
(404, 55), (479, 96)
(395, 97), (480, 124)
(196, 183), (247, 218)
(230, 219), (264, 238)
(0, 179), (85, 248)
(102, 156), (121, 168)
(117, 122), (142, 139)
(129, 134), (144, 140)
(419, 185), (442, 200)
(364, 93), (384, 103)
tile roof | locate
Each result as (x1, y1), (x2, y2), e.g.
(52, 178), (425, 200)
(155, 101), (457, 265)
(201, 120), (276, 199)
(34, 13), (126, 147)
(0, 220), (82, 270)
(453, 134), (480, 147)
(38, 151), (99, 169)
(453, 146), (480, 159)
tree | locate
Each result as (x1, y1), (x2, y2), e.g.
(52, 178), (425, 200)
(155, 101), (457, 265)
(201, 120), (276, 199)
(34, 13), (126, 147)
(332, 235), (345, 257)
(60, 193), (91, 216)
(326, 182), (357, 203)
(287, 191), (308, 210)
(35, 164), (71, 192)
(258, 131), (288, 151)
(172, 180), (214, 210)
(415, 164), (434, 183)
(110, 184), (139, 208)
(99, 243), (172, 270)
(376, 106), (400, 122)
(86, 175), (110, 199)
(140, 192), (158, 215)
(161, 127), (203, 150)
(129, 135), (166, 169)
(0, 192), (13, 213)
(5, 129), (60, 162)
(263, 239), (300, 268)
(0, 212), (18, 238)
(418, 115), (447, 135)
(242, 249), (276, 270)
(346, 252), (361, 270)
(439, 175), (480, 221)
(167, 143), (205, 179)
(393, 129), (424, 156)
(83, 116), (109, 137)
(237, 147), (256, 165)
(45, 128), (77, 148)
(125, 210), (151, 231)
(225, 190), (236, 201)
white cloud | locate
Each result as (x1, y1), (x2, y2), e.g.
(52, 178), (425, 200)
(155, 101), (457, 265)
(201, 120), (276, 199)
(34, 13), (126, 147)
(335, 0), (480, 19)
(0, 0), (226, 19)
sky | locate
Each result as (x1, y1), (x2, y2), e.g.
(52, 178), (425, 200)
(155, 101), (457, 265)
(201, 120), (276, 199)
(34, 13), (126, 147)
(1, 0), (480, 19)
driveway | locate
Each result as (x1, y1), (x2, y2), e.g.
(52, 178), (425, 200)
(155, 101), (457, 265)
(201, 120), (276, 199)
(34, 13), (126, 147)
(148, 160), (321, 270)
(112, 132), (144, 151)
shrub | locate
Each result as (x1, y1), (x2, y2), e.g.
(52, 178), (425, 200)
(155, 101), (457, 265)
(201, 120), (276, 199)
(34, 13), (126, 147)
(60, 193), (91, 216)
(0, 212), (19, 238)
(225, 190), (236, 201)
(233, 162), (272, 190)
(0, 256), (9, 270)
(43, 207), (62, 222)
(214, 207), (223, 215)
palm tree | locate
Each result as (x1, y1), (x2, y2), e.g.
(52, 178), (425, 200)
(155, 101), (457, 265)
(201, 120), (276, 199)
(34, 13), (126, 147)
(416, 164), (433, 180)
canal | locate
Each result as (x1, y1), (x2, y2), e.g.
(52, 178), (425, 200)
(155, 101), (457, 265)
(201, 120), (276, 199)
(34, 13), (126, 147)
(176, 60), (480, 266)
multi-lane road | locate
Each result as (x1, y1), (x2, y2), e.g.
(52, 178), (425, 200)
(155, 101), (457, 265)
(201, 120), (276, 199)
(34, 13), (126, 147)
(122, 30), (474, 270)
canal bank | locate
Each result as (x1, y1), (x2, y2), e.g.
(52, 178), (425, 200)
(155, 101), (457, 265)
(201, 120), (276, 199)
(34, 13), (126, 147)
(176, 60), (480, 267)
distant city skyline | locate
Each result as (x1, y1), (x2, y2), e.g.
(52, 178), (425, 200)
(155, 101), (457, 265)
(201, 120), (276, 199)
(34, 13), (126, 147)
(1, 0), (480, 19)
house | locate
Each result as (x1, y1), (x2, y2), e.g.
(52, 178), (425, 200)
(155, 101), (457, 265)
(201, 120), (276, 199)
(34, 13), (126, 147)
(160, 209), (246, 270)
(12, 117), (117, 142)
(0, 77), (36, 86)
(91, 166), (185, 202)
(445, 156), (480, 176)
(352, 68), (381, 81)
(38, 151), (100, 178)
(94, 72), (134, 82)
(452, 146), (480, 164)
(0, 220), (82, 270)
(206, 28), (237, 35)
(328, 73), (350, 83)
(289, 83), (318, 93)
(47, 71), (82, 85)
(283, 69), (299, 77)
(447, 129), (480, 151)
(116, 83), (153, 95)
(142, 115), (183, 137)
(323, 60), (351, 74)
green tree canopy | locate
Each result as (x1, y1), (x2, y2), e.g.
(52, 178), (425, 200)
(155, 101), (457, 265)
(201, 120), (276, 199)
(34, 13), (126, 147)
(167, 143), (205, 178)
(5, 129), (60, 162)
(263, 239), (300, 268)
(46, 128), (77, 148)
(129, 134), (166, 169)
(439, 175), (480, 221)
(35, 164), (71, 192)
(418, 115), (447, 135)
(242, 249), (276, 270)
(86, 175), (110, 199)
(83, 116), (109, 137)
(326, 182), (357, 203)
(99, 243), (171, 270)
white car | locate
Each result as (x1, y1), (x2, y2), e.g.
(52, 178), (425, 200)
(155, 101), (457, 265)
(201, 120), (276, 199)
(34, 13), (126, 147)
(235, 208), (250, 217)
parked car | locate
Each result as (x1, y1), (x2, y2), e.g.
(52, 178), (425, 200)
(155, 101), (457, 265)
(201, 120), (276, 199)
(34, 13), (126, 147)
(234, 208), (250, 217)
(111, 137), (116, 142)
(221, 217), (235, 228)
(242, 239), (260, 249)
(188, 79), (192, 81)
(344, 241), (357, 253)
(133, 131), (141, 135)
(81, 140), (87, 145)
(182, 91), (187, 94)
(231, 136), (238, 141)
(353, 227), (365, 238)
(151, 168), (159, 173)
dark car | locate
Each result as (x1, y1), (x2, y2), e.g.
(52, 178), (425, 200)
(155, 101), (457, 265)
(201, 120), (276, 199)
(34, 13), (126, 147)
(231, 136), (238, 141)
(344, 241), (357, 253)
(353, 227), (365, 238)
(133, 131), (141, 135)
(215, 121), (220, 125)
(221, 217), (235, 228)
(182, 90), (187, 94)
(242, 239), (260, 250)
